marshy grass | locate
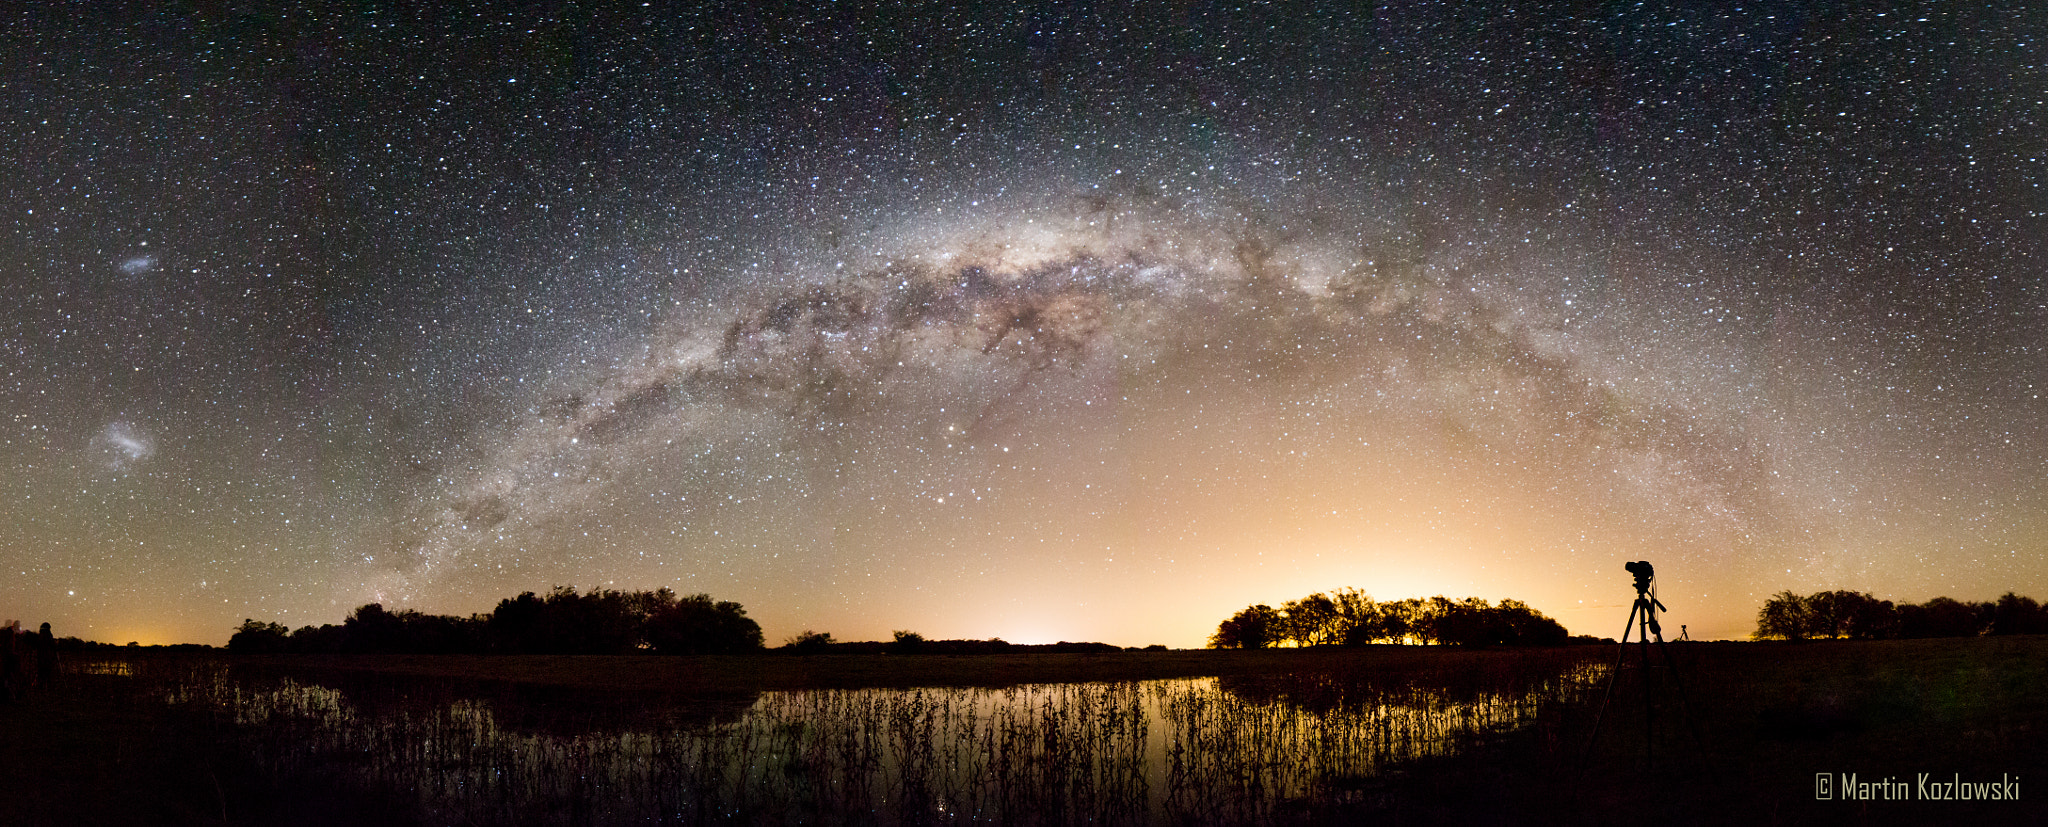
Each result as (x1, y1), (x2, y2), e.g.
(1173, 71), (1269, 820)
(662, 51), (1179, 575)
(117, 649), (1597, 825)
(8, 640), (2040, 824)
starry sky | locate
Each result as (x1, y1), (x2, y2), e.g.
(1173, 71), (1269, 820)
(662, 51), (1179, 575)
(4, 3), (2044, 647)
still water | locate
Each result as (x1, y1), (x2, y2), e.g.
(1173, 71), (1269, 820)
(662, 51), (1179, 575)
(151, 660), (1597, 825)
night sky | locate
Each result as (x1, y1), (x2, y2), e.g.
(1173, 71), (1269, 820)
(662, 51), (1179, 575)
(4, 3), (2043, 647)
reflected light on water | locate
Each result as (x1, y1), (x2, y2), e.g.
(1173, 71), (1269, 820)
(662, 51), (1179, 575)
(135, 656), (1601, 825)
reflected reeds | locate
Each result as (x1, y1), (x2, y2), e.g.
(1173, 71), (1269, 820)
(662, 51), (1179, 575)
(127, 652), (1600, 825)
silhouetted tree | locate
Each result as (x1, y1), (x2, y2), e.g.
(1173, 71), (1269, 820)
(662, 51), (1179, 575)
(1408, 596), (1567, 647)
(228, 619), (290, 653)
(325, 604), (487, 654)
(644, 594), (765, 655)
(1335, 596), (1408, 645)
(1802, 590), (1852, 639)
(889, 630), (927, 654)
(1330, 588), (1379, 644)
(1915, 596), (1988, 638)
(1780, 589), (1893, 640)
(1209, 604), (1281, 649)
(393, 610), (488, 654)
(1280, 593), (1339, 646)
(1836, 592), (1899, 640)
(1990, 592), (2048, 635)
(784, 630), (835, 653)
(1379, 598), (1425, 644)
(1493, 598), (1571, 646)
(1753, 591), (1813, 641)
(343, 604), (406, 653)
(1407, 596), (1452, 645)
(488, 591), (550, 652)
(486, 587), (647, 654)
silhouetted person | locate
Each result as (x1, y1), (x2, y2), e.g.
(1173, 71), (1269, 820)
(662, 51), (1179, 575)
(35, 622), (55, 690)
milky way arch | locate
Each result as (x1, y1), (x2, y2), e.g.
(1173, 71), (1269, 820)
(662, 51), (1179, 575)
(366, 196), (1768, 602)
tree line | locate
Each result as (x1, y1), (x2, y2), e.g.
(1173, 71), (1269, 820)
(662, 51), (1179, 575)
(1752, 590), (2048, 641)
(228, 588), (1155, 656)
(1208, 590), (1575, 649)
(229, 587), (764, 655)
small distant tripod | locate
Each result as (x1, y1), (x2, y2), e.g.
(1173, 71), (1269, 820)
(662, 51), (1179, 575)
(1582, 561), (1700, 769)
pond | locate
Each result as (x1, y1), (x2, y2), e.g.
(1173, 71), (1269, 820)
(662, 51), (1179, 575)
(145, 658), (1601, 825)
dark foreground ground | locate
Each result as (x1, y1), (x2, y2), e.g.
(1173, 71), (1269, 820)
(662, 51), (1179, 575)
(1, 638), (2042, 825)
(1359, 636), (2047, 826)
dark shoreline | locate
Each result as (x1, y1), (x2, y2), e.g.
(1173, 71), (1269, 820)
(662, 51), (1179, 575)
(222, 642), (1607, 692)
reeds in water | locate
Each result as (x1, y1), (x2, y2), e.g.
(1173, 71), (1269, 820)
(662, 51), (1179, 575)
(128, 653), (1600, 825)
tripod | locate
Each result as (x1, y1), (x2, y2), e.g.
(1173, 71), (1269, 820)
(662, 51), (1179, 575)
(1582, 562), (1700, 769)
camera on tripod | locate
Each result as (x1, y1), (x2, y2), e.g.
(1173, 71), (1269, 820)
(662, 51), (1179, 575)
(1583, 558), (1698, 768)
(1625, 560), (1655, 595)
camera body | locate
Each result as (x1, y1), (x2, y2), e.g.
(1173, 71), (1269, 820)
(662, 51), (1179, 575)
(1626, 560), (1655, 594)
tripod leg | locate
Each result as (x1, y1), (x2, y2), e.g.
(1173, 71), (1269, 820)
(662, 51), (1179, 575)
(1580, 602), (1641, 772)
(1639, 610), (1655, 766)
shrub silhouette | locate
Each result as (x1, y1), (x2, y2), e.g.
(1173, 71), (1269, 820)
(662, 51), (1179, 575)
(783, 630), (835, 654)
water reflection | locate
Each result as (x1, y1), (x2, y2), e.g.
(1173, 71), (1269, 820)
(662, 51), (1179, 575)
(147, 657), (1598, 825)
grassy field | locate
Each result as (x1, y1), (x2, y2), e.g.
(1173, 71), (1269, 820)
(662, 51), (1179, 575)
(1, 638), (2041, 824)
